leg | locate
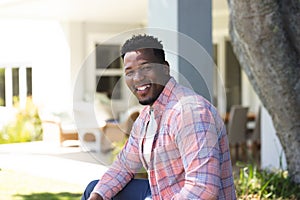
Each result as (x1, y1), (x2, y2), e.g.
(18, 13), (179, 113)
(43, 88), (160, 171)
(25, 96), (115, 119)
(81, 179), (151, 200)
(81, 180), (99, 200)
(113, 179), (151, 200)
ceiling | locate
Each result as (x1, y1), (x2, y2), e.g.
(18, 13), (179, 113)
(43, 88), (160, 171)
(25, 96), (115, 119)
(0, 0), (148, 24)
(0, 0), (228, 24)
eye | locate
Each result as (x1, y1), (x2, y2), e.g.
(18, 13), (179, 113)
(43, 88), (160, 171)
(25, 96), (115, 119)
(141, 65), (153, 72)
(125, 70), (134, 77)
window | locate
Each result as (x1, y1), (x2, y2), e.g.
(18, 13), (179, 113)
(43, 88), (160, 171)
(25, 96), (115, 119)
(95, 44), (123, 99)
(96, 44), (121, 69)
(96, 75), (121, 99)
(0, 66), (32, 107)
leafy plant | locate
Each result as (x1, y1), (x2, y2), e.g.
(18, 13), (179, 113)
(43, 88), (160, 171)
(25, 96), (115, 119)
(0, 97), (42, 143)
(111, 137), (128, 162)
(235, 162), (300, 199)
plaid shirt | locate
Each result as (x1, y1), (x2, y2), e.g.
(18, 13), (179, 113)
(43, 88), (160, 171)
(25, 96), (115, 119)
(93, 77), (236, 200)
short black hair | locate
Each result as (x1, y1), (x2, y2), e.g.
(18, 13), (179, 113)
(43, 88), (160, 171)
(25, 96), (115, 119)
(121, 34), (166, 63)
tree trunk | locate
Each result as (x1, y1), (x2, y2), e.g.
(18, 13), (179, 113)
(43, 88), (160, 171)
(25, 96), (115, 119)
(227, 0), (300, 183)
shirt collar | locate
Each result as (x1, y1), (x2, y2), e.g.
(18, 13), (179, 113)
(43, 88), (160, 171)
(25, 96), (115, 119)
(148, 77), (177, 116)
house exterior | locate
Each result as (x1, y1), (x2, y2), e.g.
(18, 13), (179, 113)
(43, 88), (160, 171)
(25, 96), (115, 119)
(0, 0), (286, 169)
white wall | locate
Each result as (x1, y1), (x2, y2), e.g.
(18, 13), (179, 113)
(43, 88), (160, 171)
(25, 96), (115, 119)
(0, 19), (71, 112)
(261, 106), (287, 170)
(62, 22), (85, 104)
(0, 19), (144, 115)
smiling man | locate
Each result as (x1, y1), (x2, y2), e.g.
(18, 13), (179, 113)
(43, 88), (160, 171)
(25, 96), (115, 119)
(81, 34), (236, 200)
(124, 48), (170, 106)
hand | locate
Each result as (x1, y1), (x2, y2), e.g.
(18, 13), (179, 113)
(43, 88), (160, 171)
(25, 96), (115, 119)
(88, 193), (103, 200)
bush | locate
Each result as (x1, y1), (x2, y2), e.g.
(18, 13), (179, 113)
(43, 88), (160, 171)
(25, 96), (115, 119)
(0, 97), (42, 144)
(235, 162), (300, 199)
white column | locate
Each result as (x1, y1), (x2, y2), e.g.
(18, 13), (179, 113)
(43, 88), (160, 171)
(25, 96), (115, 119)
(148, 0), (213, 102)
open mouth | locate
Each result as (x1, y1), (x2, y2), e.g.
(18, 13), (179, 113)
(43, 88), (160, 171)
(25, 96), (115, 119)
(135, 84), (151, 95)
(136, 84), (151, 91)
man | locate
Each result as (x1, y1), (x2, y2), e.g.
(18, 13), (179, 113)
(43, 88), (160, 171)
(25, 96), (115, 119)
(82, 34), (236, 200)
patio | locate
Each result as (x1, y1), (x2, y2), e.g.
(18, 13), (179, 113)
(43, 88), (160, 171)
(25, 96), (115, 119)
(0, 141), (112, 193)
(0, 139), (261, 181)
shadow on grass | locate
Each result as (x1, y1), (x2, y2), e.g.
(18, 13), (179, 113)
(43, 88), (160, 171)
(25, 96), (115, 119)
(14, 192), (82, 200)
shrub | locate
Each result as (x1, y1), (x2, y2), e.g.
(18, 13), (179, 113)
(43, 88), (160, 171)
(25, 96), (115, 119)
(0, 97), (42, 143)
(235, 162), (300, 199)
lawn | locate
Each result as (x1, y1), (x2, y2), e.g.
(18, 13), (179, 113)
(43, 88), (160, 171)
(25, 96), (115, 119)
(0, 168), (83, 200)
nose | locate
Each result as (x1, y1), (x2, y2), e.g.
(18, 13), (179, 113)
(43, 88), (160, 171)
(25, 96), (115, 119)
(132, 69), (145, 82)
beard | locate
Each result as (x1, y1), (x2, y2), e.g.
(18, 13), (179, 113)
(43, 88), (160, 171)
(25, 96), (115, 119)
(138, 89), (162, 105)
(138, 96), (157, 105)
(135, 81), (168, 106)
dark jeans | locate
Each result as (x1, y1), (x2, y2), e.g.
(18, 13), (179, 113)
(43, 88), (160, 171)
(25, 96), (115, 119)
(81, 178), (152, 200)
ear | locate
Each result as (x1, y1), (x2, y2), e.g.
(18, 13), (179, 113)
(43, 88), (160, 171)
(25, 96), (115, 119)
(163, 61), (170, 75)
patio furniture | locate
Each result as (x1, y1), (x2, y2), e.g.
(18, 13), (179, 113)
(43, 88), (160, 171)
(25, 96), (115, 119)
(41, 117), (79, 146)
(79, 111), (140, 153)
(73, 99), (113, 152)
(73, 100), (140, 153)
(227, 105), (249, 160)
(247, 107), (261, 159)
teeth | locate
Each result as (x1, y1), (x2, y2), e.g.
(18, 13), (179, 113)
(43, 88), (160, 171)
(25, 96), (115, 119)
(137, 85), (150, 91)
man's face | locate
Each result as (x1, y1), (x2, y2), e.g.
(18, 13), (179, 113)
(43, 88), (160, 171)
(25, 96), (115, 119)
(124, 49), (170, 105)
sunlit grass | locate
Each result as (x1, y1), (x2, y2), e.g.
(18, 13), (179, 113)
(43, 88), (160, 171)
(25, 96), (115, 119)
(235, 162), (300, 200)
(0, 168), (82, 200)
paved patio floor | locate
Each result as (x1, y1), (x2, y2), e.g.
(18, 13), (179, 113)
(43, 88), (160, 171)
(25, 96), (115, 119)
(0, 141), (112, 189)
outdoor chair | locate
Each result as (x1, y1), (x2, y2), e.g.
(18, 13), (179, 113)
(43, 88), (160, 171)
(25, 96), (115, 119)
(227, 105), (249, 161)
(41, 117), (78, 146)
(77, 110), (140, 153)
(99, 111), (139, 152)
(247, 106), (261, 159)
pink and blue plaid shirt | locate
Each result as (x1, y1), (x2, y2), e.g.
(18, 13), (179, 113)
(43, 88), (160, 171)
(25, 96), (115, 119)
(93, 77), (236, 200)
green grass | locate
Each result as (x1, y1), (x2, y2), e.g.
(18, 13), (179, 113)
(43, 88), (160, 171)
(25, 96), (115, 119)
(235, 162), (300, 200)
(13, 192), (81, 200)
(0, 168), (83, 200)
